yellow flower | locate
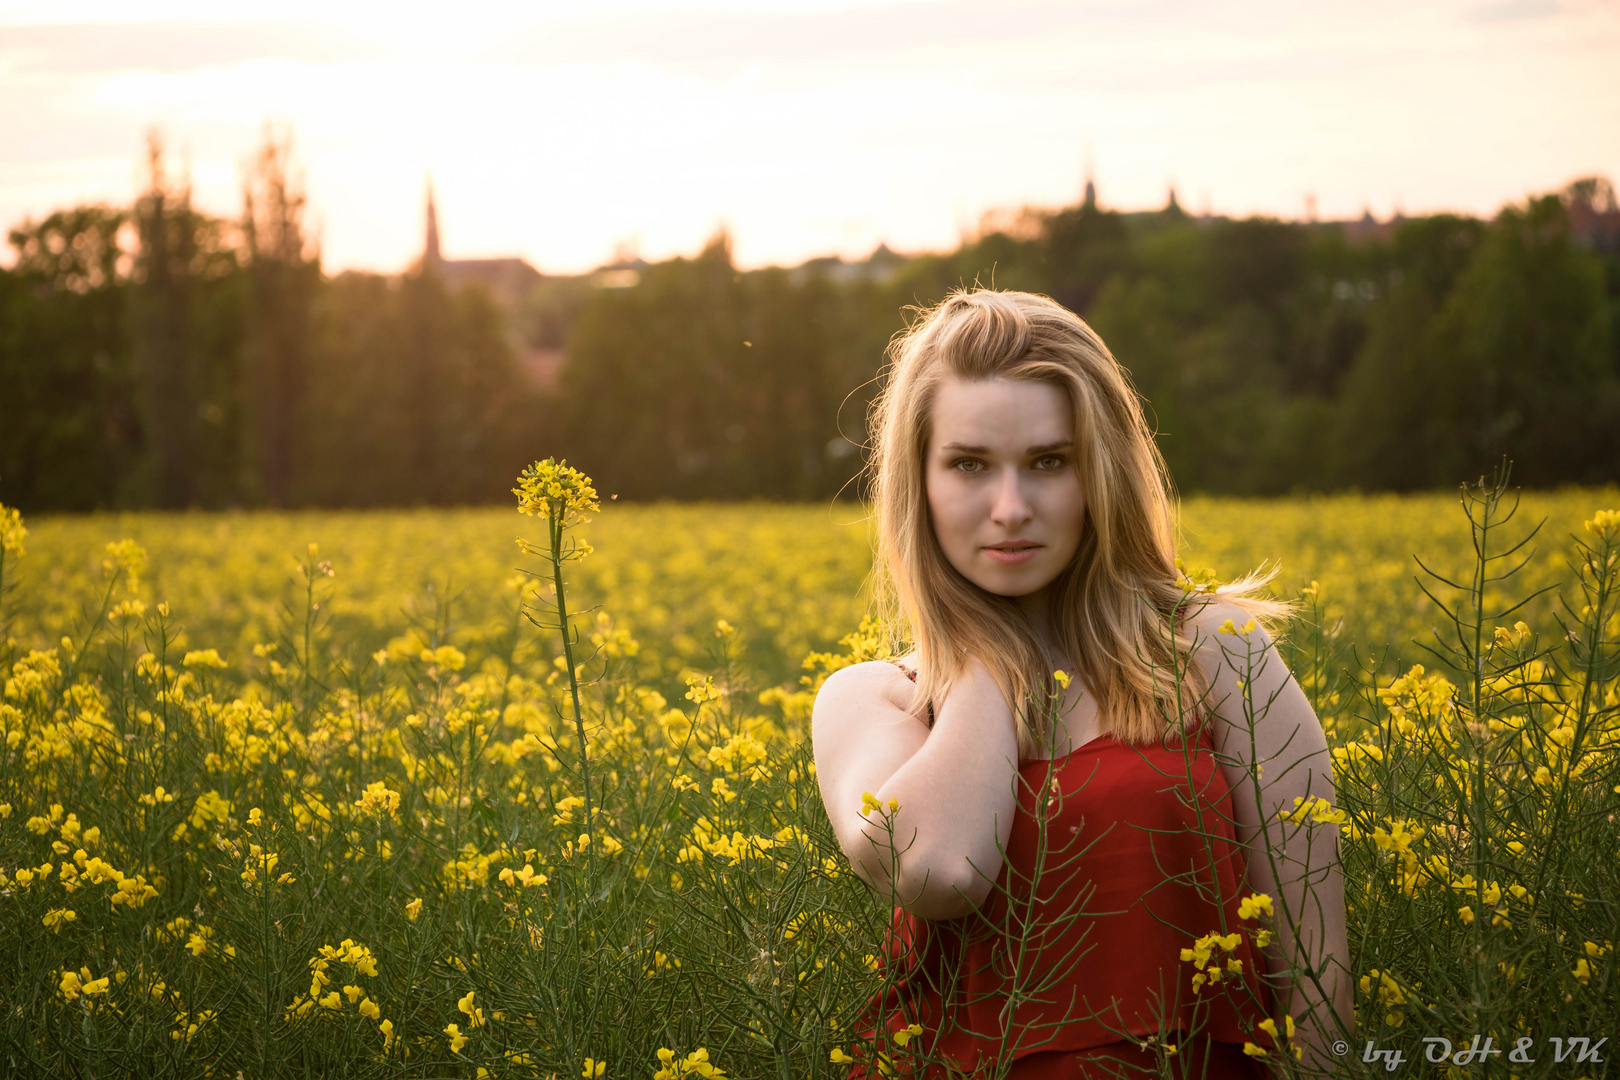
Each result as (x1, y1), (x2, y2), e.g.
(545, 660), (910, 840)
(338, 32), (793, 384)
(0, 504), (26, 555)
(42, 908), (76, 932)
(515, 458), (601, 529)
(405, 897), (422, 922)
(1053, 669), (1071, 689)
(860, 791), (897, 817)
(357, 782), (401, 820)
(318, 991), (341, 1010)
(1584, 509), (1619, 542)
(1237, 893), (1274, 920)
(830, 1048), (855, 1064)
(1458, 906), (1475, 924)
(458, 990), (485, 1026)
(892, 1023), (924, 1048)
(358, 997), (380, 1020)
(582, 1057), (606, 1078)
(445, 1022), (468, 1052)
(380, 1018), (396, 1049)
(1242, 1042), (1268, 1058)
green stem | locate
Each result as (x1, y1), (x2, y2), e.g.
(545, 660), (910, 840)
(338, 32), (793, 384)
(551, 508), (598, 892)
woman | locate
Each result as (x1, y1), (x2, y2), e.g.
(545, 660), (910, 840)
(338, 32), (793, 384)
(812, 290), (1352, 1079)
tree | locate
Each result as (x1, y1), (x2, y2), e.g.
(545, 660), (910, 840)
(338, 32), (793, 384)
(129, 133), (246, 508)
(242, 126), (319, 507)
(0, 207), (139, 510)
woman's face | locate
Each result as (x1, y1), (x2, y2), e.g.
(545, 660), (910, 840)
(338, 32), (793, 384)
(924, 376), (1086, 605)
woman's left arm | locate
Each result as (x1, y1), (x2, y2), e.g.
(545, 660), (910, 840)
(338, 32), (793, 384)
(1188, 599), (1355, 1075)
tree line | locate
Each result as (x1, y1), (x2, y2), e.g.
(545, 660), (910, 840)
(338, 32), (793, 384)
(3, 141), (1616, 512)
(1, 132), (540, 512)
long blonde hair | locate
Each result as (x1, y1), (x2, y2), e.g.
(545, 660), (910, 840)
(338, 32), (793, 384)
(867, 288), (1279, 758)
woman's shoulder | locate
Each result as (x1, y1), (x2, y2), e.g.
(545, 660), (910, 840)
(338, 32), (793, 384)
(1181, 595), (1278, 650)
(815, 655), (918, 707)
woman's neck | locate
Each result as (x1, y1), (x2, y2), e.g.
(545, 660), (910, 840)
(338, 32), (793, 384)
(1014, 587), (1061, 657)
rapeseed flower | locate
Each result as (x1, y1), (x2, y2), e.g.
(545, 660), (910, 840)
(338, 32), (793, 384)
(892, 1023), (924, 1048)
(358, 782), (401, 820)
(0, 503), (26, 555)
(1585, 509), (1619, 541)
(1237, 893), (1273, 920)
(458, 990), (485, 1027)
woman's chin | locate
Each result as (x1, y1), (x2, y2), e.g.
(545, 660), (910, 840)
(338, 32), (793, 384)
(969, 568), (1055, 600)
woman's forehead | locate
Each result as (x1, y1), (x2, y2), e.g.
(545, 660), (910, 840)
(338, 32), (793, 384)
(928, 377), (1073, 449)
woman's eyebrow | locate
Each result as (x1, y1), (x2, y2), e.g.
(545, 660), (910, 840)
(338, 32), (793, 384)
(938, 440), (1075, 455)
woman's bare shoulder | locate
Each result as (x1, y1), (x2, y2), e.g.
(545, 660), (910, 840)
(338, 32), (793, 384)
(814, 658), (917, 715)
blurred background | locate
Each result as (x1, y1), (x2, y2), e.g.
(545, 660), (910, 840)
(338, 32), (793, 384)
(2, 0), (1617, 512)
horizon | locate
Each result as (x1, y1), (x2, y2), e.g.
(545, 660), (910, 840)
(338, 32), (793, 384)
(2, 0), (1617, 276)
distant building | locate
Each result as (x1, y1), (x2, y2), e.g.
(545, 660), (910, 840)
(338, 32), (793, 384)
(421, 183), (542, 310)
(419, 183), (562, 388)
(1565, 177), (1620, 254)
(1334, 210), (1405, 245)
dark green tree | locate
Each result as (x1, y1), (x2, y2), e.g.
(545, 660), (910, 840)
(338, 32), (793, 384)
(0, 207), (138, 510)
(242, 127), (319, 507)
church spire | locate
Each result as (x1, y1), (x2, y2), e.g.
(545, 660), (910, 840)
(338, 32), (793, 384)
(424, 177), (441, 266)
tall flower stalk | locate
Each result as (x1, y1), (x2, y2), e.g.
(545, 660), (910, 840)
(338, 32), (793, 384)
(0, 503), (26, 668)
(515, 458), (603, 891)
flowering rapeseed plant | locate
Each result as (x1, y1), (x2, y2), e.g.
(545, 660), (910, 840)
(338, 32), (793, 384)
(0, 485), (1615, 1076)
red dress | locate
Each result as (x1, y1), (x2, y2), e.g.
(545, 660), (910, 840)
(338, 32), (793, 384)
(853, 672), (1277, 1080)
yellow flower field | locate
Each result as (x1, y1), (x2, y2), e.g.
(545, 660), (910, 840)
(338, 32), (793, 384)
(1, 482), (1616, 1077)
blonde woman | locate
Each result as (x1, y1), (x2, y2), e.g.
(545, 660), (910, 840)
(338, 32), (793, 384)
(812, 290), (1352, 1079)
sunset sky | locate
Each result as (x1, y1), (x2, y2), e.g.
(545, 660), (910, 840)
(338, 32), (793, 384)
(2, 0), (1617, 275)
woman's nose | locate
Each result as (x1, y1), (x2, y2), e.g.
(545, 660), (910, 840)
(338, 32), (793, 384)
(989, 468), (1033, 529)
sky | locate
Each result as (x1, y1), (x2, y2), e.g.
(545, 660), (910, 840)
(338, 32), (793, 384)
(1, 0), (1617, 275)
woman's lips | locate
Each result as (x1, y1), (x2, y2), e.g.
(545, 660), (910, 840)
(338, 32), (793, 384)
(983, 543), (1042, 565)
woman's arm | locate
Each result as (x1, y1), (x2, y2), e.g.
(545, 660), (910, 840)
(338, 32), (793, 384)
(1188, 600), (1355, 1075)
(811, 658), (1021, 921)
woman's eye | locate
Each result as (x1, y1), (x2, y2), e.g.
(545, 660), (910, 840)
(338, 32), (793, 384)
(952, 459), (983, 474)
(1034, 455), (1067, 470)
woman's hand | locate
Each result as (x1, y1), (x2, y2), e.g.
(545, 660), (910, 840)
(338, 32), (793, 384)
(811, 657), (1021, 920)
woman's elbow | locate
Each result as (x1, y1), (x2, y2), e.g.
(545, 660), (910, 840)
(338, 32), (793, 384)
(896, 855), (998, 921)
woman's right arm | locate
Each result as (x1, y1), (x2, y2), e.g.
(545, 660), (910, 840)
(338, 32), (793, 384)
(810, 658), (1021, 920)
